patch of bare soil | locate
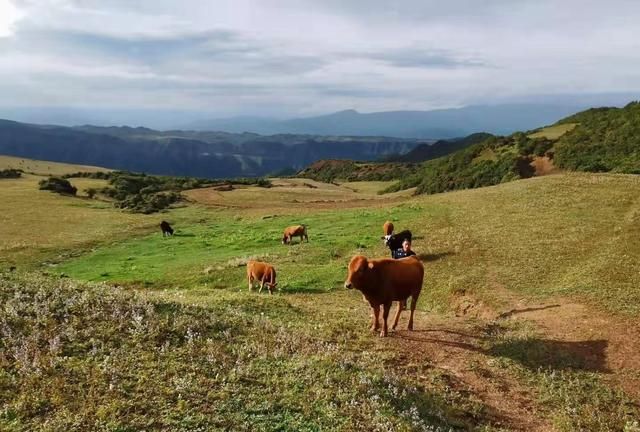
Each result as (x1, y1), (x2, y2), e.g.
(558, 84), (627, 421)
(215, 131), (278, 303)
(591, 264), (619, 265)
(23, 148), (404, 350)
(530, 156), (558, 176)
(390, 312), (551, 431)
(291, 292), (552, 431)
(294, 279), (640, 430)
(498, 299), (640, 399)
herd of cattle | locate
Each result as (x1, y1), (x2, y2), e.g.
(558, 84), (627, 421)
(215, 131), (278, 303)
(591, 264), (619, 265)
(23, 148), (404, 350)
(159, 220), (422, 337)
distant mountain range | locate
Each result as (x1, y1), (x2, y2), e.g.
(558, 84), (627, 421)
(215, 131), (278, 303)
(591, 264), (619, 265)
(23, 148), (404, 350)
(185, 104), (584, 138)
(0, 120), (429, 178)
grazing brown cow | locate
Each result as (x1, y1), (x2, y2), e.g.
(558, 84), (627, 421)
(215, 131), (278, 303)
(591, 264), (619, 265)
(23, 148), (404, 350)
(282, 225), (308, 244)
(344, 255), (424, 337)
(383, 221), (394, 237)
(246, 260), (278, 294)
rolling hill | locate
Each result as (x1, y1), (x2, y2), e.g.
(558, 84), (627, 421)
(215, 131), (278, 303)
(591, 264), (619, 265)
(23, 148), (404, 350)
(0, 119), (426, 178)
(381, 102), (640, 195)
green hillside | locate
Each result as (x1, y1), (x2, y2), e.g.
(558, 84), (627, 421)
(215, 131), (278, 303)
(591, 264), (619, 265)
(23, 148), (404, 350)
(553, 102), (640, 173)
(383, 101), (640, 195)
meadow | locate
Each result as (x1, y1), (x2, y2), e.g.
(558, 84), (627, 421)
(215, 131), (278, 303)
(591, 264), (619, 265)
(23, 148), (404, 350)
(1, 167), (640, 431)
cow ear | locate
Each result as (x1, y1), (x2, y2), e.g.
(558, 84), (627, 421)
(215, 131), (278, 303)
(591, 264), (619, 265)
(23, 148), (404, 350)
(367, 262), (374, 270)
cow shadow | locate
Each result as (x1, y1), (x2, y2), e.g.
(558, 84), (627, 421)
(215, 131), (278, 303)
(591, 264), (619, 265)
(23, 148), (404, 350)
(417, 251), (456, 262)
(488, 338), (609, 372)
(172, 233), (196, 237)
(280, 285), (332, 294)
(396, 329), (608, 372)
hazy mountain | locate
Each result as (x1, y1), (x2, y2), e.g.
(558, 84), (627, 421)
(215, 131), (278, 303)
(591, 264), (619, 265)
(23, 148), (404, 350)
(186, 104), (585, 138)
(0, 120), (425, 178)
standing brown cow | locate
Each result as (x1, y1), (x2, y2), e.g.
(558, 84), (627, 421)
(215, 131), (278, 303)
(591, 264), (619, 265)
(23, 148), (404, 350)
(344, 255), (424, 337)
(282, 225), (308, 244)
(246, 260), (278, 294)
(383, 221), (394, 236)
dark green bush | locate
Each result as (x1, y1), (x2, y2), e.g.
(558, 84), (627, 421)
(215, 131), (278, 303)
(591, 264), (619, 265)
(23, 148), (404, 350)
(0, 168), (22, 179)
(38, 177), (77, 196)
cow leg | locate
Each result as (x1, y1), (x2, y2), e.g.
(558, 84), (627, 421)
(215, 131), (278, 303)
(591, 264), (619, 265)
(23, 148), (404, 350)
(380, 302), (391, 337)
(248, 275), (254, 291)
(408, 294), (419, 331)
(259, 279), (264, 293)
(370, 305), (380, 332)
(391, 300), (405, 330)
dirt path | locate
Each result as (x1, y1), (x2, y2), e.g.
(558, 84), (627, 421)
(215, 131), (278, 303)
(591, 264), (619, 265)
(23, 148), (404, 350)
(292, 286), (640, 431)
(389, 313), (551, 431)
(495, 298), (640, 399)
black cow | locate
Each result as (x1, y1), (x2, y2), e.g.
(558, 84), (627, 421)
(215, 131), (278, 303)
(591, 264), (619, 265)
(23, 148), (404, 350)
(384, 230), (412, 256)
(160, 221), (174, 237)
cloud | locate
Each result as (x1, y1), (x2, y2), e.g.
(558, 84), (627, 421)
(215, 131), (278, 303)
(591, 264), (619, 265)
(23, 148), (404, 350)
(0, 0), (639, 120)
(356, 48), (485, 69)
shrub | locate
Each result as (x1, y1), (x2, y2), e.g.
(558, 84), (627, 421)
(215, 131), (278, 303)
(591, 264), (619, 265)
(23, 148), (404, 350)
(0, 168), (22, 179)
(38, 177), (77, 196)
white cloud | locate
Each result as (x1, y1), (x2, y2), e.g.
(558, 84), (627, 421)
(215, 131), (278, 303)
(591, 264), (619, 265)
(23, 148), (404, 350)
(0, 0), (23, 37)
(1, 0), (640, 117)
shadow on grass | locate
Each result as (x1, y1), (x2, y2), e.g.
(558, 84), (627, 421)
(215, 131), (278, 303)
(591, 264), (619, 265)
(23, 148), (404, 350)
(395, 329), (609, 372)
(496, 304), (561, 319)
(172, 232), (196, 237)
(417, 251), (456, 262)
(281, 285), (332, 294)
(488, 338), (609, 372)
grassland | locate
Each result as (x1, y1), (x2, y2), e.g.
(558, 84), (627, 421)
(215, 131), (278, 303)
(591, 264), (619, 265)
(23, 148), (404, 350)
(0, 154), (108, 176)
(528, 123), (578, 140)
(0, 174), (155, 267)
(2, 163), (640, 431)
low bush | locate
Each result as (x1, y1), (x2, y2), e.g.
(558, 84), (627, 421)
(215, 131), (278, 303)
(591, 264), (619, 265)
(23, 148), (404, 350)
(38, 177), (77, 196)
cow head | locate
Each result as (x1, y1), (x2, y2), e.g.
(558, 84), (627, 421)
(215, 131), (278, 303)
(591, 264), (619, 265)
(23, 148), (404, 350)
(344, 255), (374, 290)
(382, 234), (392, 246)
(281, 235), (288, 245)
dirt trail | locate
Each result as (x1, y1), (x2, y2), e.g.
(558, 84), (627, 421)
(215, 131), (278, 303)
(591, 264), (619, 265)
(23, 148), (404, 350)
(390, 313), (551, 431)
(296, 283), (640, 431)
(389, 293), (640, 430)
(496, 298), (640, 399)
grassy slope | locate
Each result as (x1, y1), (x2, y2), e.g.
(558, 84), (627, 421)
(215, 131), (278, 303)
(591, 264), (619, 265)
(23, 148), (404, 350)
(0, 154), (109, 176)
(0, 175), (155, 267)
(527, 123), (577, 140)
(54, 173), (640, 316)
(2, 172), (640, 430)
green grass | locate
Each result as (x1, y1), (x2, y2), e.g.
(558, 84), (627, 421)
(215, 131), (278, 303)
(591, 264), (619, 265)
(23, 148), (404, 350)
(0, 272), (482, 431)
(528, 123), (577, 140)
(56, 205), (432, 292)
(52, 173), (640, 317)
(3, 173), (640, 430)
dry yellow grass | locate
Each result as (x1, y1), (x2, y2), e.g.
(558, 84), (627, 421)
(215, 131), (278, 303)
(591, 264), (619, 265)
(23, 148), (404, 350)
(0, 175), (154, 267)
(0, 154), (110, 176)
(68, 178), (110, 196)
(184, 177), (414, 213)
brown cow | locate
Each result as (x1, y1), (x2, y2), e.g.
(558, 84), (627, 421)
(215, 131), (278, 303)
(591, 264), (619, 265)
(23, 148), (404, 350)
(282, 225), (308, 244)
(246, 260), (278, 294)
(344, 255), (423, 337)
(383, 221), (394, 236)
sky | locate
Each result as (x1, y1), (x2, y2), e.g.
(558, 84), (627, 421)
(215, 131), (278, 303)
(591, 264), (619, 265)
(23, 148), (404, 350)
(1, 0), (640, 120)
